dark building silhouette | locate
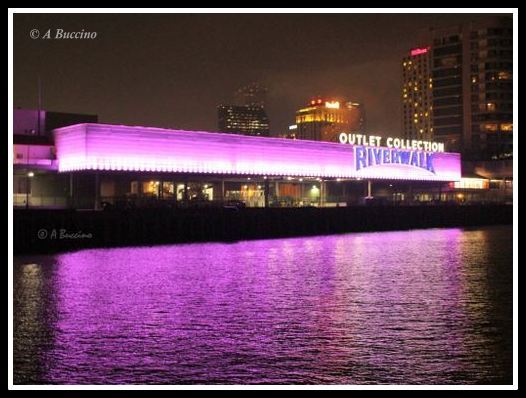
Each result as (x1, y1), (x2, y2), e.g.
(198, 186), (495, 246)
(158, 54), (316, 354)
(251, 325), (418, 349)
(13, 108), (98, 144)
(235, 82), (268, 108)
(217, 105), (270, 137)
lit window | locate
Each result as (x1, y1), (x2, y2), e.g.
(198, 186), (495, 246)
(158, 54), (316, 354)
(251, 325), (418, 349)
(498, 71), (511, 80)
(481, 123), (498, 132)
(452, 178), (489, 189)
(500, 123), (513, 131)
(486, 103), (496, 112)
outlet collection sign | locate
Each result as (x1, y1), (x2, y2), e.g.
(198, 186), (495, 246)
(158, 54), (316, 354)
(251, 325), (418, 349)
(339, 133), (446, 175)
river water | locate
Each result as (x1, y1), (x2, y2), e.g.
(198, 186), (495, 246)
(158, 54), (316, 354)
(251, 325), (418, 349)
(13, 225), (513, 385)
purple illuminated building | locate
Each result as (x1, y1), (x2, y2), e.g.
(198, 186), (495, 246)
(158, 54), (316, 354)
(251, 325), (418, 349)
(53, 124), (460, 181)
(12, 121), (511, 209)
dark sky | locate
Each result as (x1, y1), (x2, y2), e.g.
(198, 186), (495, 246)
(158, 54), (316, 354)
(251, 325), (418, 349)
(14, 13), (496, 135)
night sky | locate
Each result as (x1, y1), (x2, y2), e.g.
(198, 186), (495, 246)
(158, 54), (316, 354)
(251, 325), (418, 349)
(14, 13), (496, 136)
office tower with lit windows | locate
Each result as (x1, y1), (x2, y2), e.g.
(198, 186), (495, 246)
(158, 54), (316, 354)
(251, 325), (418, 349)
(402, 47), (433, 142)
(293, 98), (365, 142)
(465, 17), (513, 160)
(217, 105), (270, 137)
(402, 16), (513, 160)
(218, 82), (270, 137)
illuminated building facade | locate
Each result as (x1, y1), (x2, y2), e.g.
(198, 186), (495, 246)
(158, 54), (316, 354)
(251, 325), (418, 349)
(402, 47), (433, 142)
(13, 123), (510, 210)
(217, 105), (270, 137)
(45, 124), (463, 209)
(403, 16), (513, 160)
(294, 98), (365, 142)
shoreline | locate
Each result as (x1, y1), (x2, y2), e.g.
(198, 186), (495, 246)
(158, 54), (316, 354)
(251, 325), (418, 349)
(13, 204), (512, 255)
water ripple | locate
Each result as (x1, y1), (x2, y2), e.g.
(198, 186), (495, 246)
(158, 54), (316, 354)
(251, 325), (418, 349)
(13, 226), (513, 384)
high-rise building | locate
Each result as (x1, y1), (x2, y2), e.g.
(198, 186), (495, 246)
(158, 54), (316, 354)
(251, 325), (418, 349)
(294, 98), (365, 142)
(217, 82), (270, 137)
(235, 82), (268, 108)
(402, 16), (513, 160)
(402, 47), (433, 141)
(217, 105), (270, 137)
(464, 17), (513, 160)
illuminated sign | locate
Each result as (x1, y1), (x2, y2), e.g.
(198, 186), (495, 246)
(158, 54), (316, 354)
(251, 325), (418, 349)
(54, 124), (461, 182)
(410, 47), (429, 56)
(355, 147), (435, 173)
(340, 133), (447, 176)
(339, 133), (445, 152)
(325, 101), (340, 109)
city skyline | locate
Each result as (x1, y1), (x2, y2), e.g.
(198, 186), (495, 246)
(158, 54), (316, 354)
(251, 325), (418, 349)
(13, 13), (506, 137)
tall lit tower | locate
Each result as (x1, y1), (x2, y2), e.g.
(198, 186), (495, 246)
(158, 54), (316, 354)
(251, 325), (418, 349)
(403, 16), (512, 160)
(401, 47), (433, 142)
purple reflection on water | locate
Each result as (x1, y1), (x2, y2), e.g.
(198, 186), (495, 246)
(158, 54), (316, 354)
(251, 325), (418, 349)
(13, 226), (513, 384)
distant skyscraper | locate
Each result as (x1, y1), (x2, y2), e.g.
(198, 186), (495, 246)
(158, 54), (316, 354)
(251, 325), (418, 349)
(218, 82), (270, 137)
(293, 98), (365, 142)
(235, 82), (268, 108)
(402, 47), (433, 142)
(402, 16), (513, 160)
(217, 105), (270, 137)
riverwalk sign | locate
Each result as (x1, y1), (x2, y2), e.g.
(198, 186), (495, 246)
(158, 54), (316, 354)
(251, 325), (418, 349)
(339, 133), (447, 176)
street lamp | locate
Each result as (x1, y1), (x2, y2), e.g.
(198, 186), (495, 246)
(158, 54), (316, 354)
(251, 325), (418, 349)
(26, 171), (34, 209)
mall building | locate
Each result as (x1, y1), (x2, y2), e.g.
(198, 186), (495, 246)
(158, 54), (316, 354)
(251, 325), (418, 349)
(12, 117), (512, 210)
